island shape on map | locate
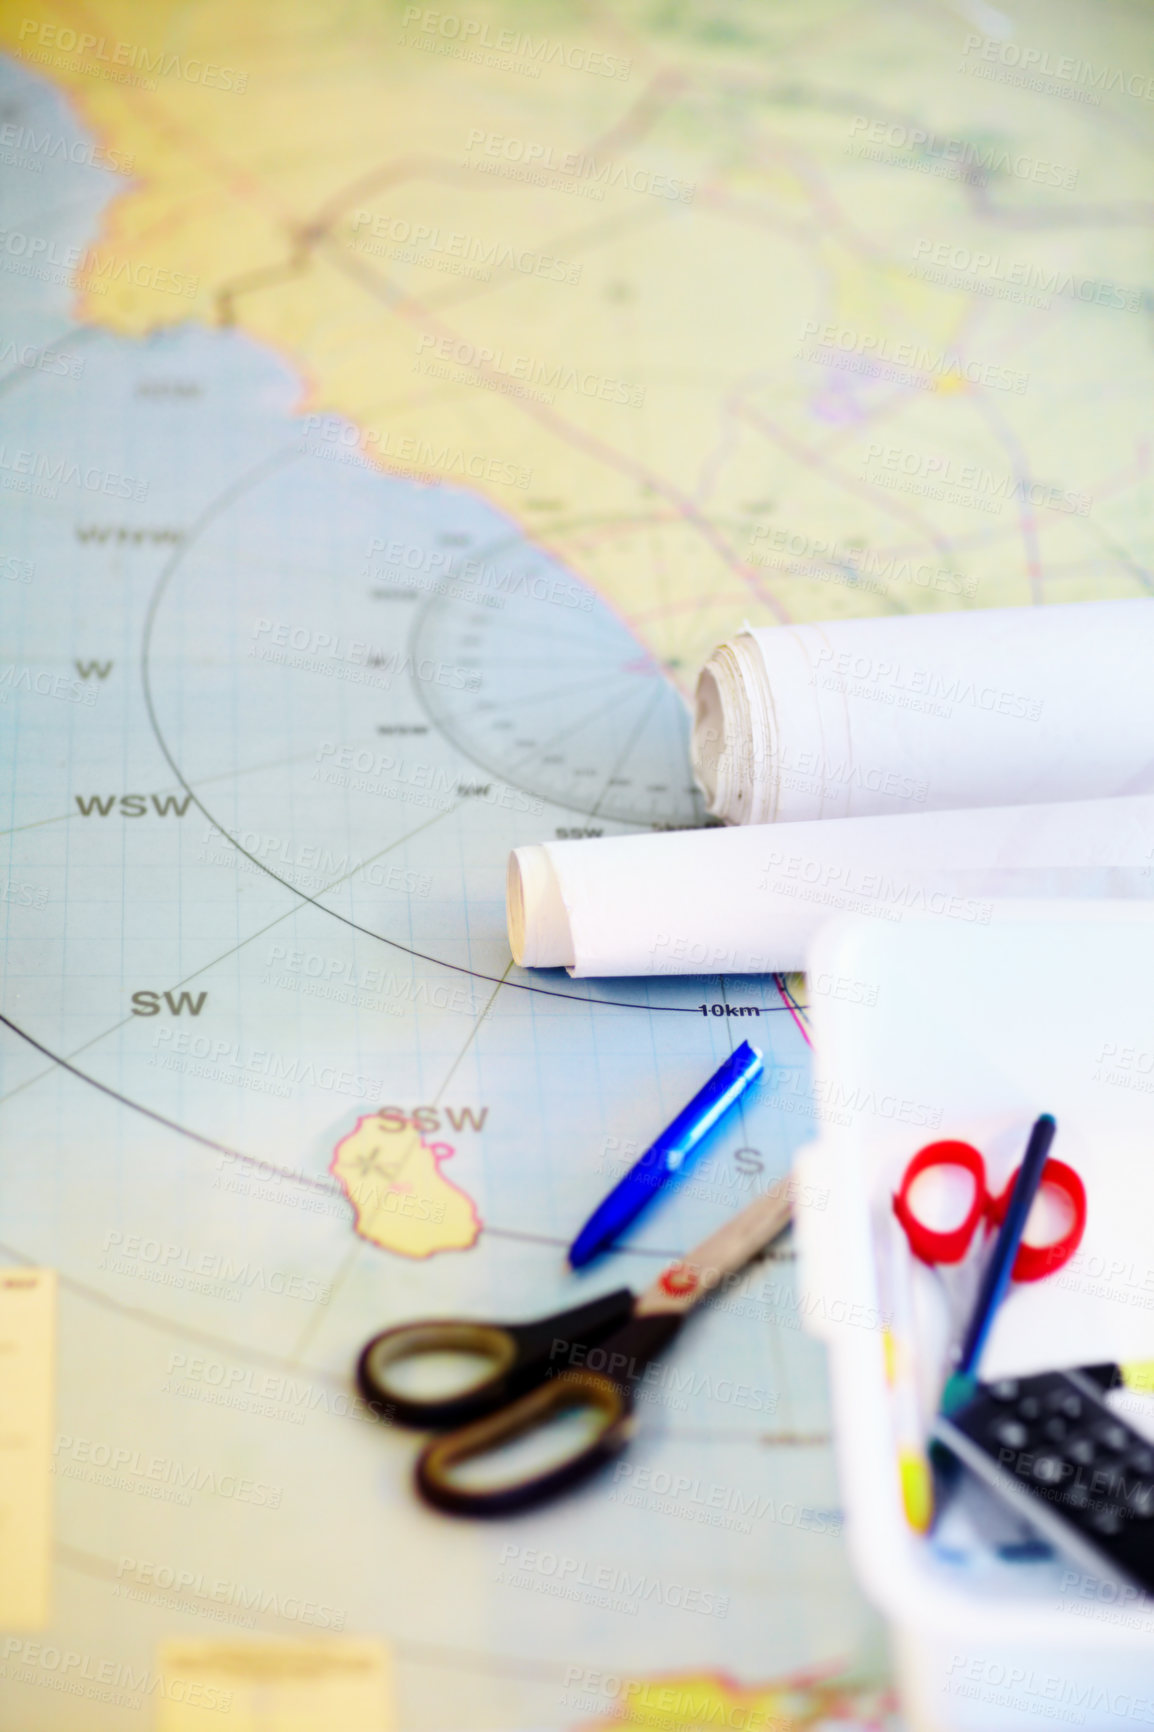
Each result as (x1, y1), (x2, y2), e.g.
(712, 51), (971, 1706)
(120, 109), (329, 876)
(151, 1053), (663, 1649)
(331, 1112), (480, 1258)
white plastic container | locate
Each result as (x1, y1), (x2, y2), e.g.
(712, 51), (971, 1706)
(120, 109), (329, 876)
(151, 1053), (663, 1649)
(794, 903), (1154, 1732)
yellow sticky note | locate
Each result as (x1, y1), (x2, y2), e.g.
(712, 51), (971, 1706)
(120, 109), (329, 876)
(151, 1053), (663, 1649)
(157, 1639), (395, 1731)
(0, 1268), (55, 1629)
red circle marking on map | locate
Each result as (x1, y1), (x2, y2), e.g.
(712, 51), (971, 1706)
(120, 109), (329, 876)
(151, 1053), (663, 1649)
(659, 1265), (699, 1298)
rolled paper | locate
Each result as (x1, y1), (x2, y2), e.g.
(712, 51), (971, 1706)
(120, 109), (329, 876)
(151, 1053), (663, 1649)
(508, 793), (1154, 977)
(691, 600), (1154, 826)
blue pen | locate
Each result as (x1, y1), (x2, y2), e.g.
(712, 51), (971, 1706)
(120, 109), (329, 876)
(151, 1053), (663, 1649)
(568, 1040), (765, 1268)
(940, 1112), (1057, 1417)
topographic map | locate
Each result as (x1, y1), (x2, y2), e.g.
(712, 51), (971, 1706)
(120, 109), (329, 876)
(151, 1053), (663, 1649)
(0, 0), (1149, 1724)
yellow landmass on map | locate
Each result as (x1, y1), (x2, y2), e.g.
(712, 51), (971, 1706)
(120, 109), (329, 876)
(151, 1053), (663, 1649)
(5, 0), (1144, 679)
(574, 1666), (893, 1730)
(331, 1113), (480, 1258)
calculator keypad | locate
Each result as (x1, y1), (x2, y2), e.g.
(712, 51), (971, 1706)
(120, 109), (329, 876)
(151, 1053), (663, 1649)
(935, 1369), (1154, 1592)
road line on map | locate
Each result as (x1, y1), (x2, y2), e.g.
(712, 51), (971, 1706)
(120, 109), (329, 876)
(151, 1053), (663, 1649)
(217, 253), (311, 327)
(738, 398), (959, 583)
(419, 198), (671, 318)
(326, 233), (792, 625)
(774, 974), (812, 1047)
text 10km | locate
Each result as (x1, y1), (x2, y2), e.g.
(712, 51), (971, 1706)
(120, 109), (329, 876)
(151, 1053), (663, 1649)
(698, 1004), (761, 1017)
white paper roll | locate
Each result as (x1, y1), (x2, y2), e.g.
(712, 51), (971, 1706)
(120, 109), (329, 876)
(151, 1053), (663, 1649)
(692, 600), (1154, 825)
(508, 795), (1154, 977)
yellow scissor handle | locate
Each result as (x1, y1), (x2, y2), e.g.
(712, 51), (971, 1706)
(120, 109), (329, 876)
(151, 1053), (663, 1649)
(357, 1287), (637, 1430)
(416, 1369), (633, 1516)
(358, 1320), (519, 1427)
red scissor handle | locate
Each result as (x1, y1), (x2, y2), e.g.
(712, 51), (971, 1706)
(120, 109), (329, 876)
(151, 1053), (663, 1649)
(895, 1142), (1088, 1280)
(988, 1157), (1087, 1282)
(893, 1140), (986, 1266)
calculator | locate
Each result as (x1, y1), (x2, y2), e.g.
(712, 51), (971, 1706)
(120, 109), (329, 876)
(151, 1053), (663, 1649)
(933, 1367), (1154, 1592)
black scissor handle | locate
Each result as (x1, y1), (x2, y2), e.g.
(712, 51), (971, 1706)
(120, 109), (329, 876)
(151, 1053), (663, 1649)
(415, 1310), (683, 1516)
(357, 1287), (635, 1429)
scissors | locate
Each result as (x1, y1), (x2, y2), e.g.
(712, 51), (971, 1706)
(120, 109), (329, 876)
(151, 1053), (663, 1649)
(357, 1187), (793, 1516)
(893, 1137), (1086, 1282)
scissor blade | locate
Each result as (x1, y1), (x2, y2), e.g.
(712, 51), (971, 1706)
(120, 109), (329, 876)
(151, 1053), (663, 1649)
(635, 1188), (793, 1318)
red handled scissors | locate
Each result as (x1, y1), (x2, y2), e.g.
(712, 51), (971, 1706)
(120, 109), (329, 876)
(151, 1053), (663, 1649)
(893, 1138), (1086, 1281)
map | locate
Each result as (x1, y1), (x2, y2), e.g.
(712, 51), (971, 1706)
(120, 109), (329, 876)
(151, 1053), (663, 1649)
(0, 0), (1149, 1724)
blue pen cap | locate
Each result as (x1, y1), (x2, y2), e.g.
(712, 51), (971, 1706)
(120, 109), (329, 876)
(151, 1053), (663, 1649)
(568, 1039), (765, 1267)
(662, 1039), (764, 1170)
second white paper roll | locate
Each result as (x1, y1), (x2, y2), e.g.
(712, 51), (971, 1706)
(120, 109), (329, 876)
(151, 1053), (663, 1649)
(692, 599), (1154, 825)
(508, 794), (1154, 977)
